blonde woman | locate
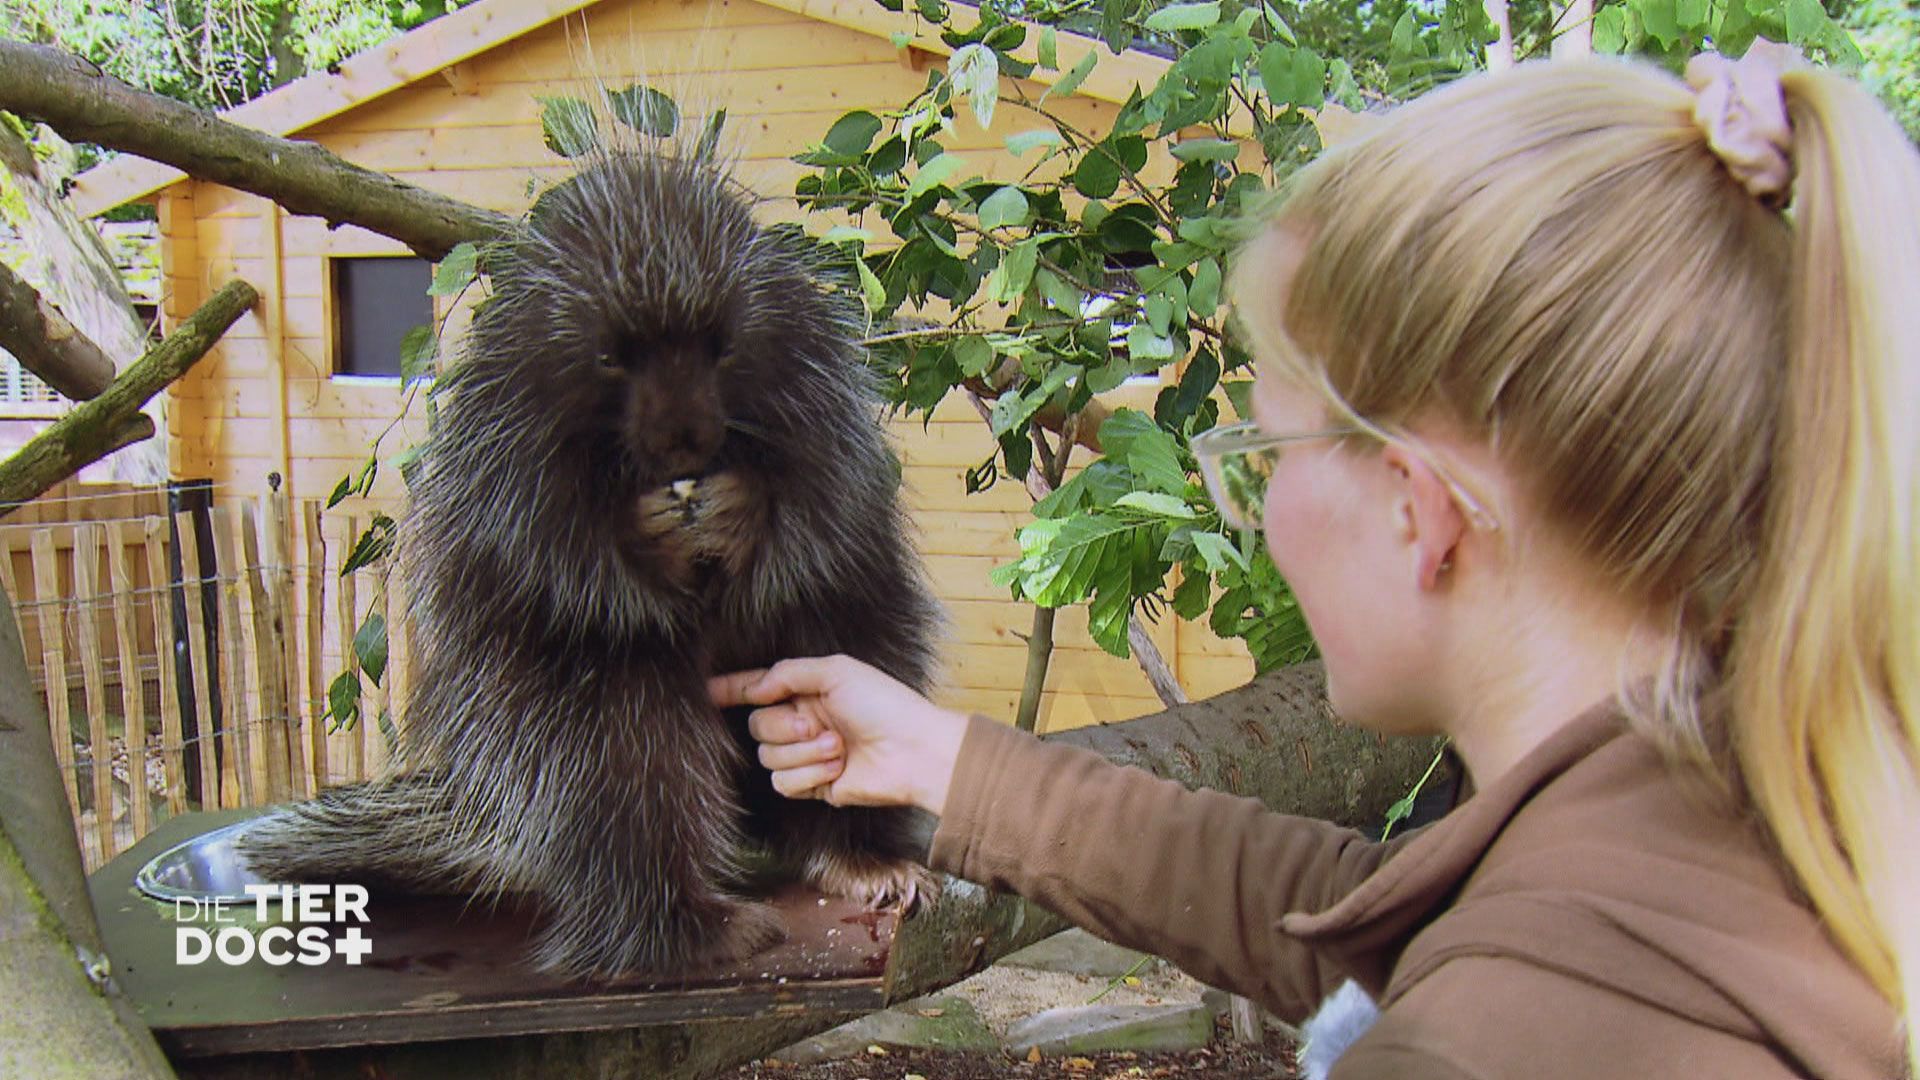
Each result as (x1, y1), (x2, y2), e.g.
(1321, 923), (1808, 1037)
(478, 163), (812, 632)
(712, 46), (1915, 1078)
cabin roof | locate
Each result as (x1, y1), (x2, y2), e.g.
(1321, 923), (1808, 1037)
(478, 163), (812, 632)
(70, 0), (1171, 217)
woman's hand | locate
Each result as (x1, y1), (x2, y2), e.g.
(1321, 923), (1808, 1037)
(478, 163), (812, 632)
(709, 655), (969, 816)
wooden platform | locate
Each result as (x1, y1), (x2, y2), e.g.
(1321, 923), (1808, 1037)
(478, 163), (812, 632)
(91, 810), (900, 1059)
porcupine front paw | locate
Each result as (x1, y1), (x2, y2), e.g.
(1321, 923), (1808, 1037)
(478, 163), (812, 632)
(804, 848), (940, 912)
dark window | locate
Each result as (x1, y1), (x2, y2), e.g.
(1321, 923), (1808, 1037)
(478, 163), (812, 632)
(332, 257), (431, 378)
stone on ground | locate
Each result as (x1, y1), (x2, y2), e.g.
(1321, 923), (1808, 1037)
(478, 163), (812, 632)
(772, 995), (997, 1064)
(1005, 1002), (1215, 1055)
(997, 928), (1161, 977)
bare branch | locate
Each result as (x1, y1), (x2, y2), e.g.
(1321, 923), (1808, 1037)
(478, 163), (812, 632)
(0, 260), (116, 399)
(0, 279), (257, 508)
(0, 42), (511, 259)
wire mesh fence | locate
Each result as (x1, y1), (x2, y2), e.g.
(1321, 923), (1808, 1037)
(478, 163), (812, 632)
(0, 482), (413, 871)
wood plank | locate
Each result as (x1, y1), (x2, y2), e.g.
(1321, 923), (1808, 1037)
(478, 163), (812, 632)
(923, 554), (1010, 602)
(240, 498), (293, 801)
(70, 524), (117, 861)
(173, 512), (222, 810)
(933, 686), (1164, 733)
(143, 516), (188, 815)
(206, 506), (255, 807)
(30, 529), (82, 822)
(265, 491), (310, 797)
(1170, 653), (1257, 700)
(303, 501), (330, 789)
(105, 521), (153, 842)
(0, 530), (17, 602)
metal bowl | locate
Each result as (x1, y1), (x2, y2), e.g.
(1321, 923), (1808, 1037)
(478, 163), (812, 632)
(133, 818), (272, 906)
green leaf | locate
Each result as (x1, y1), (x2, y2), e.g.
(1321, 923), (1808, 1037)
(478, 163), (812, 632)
(1022, 513), (1136, 606)
(694, 108), (728, 161)
(890, 29), (913, 47)
(1042, 52), (1097, 103)
(1222, 380), (1255, 420)
(856, 260), (887, 315)
(987, 237), (1040, 302)
(607, 85), (680, 137)
(1170, 346), (1220, 423)
(428, 242), (478, 297)
(1593, 6), (1628, 52)
(1039, 26), (1059, 69)
(1168, 138), (1239, 162)
(1144, 293), (1174, 336)
(1072, 151), (1122, 199)
(393, 442), (426, 491)
(1126, 323), (1176, 365)
(825, 111), (885, 156)
(1389, 10), (1419, 60)
(538, 96), (599, 157)
(1116, 491), (1197, 518)
(954, 335), (997, 377)
(1172, 568), (1211, 618)
(822, 225), (874, 246)
(1191, 530), (1250, 572)
(1189, 258), (1222, 318)
(1103, 410), (1187, 494)
(906, 152), (965, 198)
(1260, 3), (1297, 43)
(399, 324), (436, 386)
(325, 474), (353, 510)
(352, 613), (389, 687)
(1639, 0), (1680, 48)
(949, 43), (1000, 129)
(340, 514), (397, 577)
(1328, 58), (1361, 109)
(327, 670), (361, 732)
(1005, 129), (1064, 157)
(977, 185), (1031, 229)
(1143, 1), (1221, 32)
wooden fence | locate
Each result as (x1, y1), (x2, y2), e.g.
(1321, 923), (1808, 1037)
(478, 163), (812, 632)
(0, 483), (410, 871)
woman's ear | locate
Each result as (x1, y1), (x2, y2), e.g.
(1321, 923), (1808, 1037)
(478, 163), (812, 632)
(1382, 444), (1467, 590)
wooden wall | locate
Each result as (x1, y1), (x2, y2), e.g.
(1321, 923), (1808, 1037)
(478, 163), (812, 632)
(156, 0), (1255, 732)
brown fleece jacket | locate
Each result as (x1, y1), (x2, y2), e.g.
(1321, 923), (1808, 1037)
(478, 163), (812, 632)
(927, 700), (1903, 1078)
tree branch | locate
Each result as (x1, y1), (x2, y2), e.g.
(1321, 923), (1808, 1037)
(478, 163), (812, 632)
(0, 279), (257, 509)
(0, 42), (511, 260)
(0, 260), (116, 400)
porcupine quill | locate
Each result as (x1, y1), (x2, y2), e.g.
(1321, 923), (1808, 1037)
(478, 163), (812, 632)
(238, 113), (945, 981)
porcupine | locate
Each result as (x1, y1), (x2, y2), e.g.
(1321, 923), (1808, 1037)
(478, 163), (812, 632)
(238, 140), (945, 981)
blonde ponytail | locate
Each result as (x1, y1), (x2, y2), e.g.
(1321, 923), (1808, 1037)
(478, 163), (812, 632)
(1728, 67), (1920, 1074)
(1231, 55), (1920, 1072)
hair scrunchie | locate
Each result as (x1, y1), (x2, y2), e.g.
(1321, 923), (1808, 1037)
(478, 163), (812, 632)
(1685, 41), (1805, 209)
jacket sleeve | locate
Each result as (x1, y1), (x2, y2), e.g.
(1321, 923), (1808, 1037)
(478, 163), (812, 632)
(926, 714), (1407, 1021)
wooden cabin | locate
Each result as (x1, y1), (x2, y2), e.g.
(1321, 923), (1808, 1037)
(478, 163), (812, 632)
(70, 0), (1257, 742)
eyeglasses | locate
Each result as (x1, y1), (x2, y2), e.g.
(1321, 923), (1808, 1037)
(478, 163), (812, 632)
(1192, 421), (1501, 535)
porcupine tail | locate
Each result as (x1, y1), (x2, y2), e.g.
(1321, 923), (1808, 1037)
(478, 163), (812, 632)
(237, 772), (476, 895)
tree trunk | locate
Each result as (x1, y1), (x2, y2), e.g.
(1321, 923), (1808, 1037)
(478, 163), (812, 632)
(1552, 0), (1594, 59)
(0, 121), (167, 481)
(0, 579), (178, 1078)
(0, 42), (512, 261)
(0, 258), (116, 399)
(0, 279), (256, 508)
(1485, 0), (1516, 70)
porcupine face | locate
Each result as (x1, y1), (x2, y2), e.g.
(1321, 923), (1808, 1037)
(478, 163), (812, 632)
(442, 150), (867, 617)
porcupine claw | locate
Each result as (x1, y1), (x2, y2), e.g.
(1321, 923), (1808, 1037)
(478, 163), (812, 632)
(804, 849), (941, 914)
